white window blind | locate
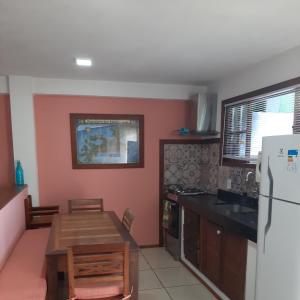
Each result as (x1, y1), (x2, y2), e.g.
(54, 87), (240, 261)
(222, 86), (300, 163)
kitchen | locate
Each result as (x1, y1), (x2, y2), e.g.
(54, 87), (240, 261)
(1, 2), (300, 300)
(160, 80), (300, 300)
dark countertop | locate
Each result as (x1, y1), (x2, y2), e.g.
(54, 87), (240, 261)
(178, 191), (258, 242)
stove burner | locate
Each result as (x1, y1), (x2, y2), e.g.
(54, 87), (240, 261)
(178, 188), (206, 196)
(167, 185), (206, 196)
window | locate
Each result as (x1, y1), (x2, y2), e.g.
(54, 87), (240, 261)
(221, 82), (300, 165)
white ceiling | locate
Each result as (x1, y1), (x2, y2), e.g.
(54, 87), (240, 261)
(1, 0), (300, 85)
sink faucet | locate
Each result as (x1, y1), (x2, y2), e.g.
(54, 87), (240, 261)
(245, 171), (258, 197)
(246, 171), (255, 182)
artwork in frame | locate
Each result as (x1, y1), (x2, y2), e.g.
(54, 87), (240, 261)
(70, 114), (144, 169)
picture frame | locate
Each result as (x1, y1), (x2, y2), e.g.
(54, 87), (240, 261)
(70, 114), (144, 169)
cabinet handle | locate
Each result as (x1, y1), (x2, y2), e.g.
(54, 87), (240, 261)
(217, 230), (221, 235)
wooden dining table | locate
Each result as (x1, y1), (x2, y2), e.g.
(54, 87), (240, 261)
(46, 211), (139, 300)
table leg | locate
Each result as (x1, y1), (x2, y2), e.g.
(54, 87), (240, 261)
(130, 249), (139, 300)
(46, 255), (59, 300)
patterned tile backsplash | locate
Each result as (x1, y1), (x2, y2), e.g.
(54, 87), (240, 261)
(164, 143), (219, 193)
(164, 142), (259, 198)
(218, 165), (259, 198)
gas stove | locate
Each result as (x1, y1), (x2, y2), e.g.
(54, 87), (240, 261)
(178, 188), (206, 196)
(167, 185), (206, 196)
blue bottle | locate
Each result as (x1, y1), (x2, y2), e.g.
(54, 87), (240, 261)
(15, 160), (24, 186)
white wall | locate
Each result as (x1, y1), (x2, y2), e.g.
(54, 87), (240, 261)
(9, 76), (39, 205)
(33, 77), (206, 99)
(0, 76), (8, 93)
(211, 45), (300, 131)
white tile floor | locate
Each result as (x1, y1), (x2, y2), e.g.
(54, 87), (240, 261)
(138, 247), (217, 300)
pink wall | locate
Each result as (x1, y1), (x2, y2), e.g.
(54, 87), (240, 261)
(0, 95), (14, 188)
(34, 95), (189, 245)
(0, 187), (27, 270)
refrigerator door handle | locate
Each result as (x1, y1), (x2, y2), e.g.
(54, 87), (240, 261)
(264, 156), (273, 253)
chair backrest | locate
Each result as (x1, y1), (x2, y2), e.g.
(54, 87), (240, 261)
(67, 242), (130, 299)
(68, 198), (104, 214)
(24, 195), (33, 227)
(122, 208), (135, 232)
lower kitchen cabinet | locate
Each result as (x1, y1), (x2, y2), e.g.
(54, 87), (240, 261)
(183, 208), (200, 268)
(183, 210), (247, 300)
(203, 220), (223, 286)
(222, 231), (247, 300)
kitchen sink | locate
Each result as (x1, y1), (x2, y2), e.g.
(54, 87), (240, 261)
(214, 203), (256, 214)
(231, 204), (256, 213)
(214, 200), (227, 205)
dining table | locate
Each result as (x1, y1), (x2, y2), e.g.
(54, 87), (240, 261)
(46, 211), (139, 300)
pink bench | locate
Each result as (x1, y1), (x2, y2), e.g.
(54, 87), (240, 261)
(0, 228), (50, 300)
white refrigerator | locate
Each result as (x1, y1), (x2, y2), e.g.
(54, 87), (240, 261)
(256, 134), (300, 300)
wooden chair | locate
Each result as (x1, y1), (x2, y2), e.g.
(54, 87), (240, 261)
(24, 195), (59, 229)
(67, 242), (131, 300)
(122, 209), (135, 232)
(68, 198), (104, 214)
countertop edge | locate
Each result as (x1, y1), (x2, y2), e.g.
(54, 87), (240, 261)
(178, 195), (257, 243)
(0, 185), (28, 210)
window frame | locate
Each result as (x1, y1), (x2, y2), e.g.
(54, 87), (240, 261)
(220, 76), (300, 167)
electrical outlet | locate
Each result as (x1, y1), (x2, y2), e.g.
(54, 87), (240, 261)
(226, 178), (232, 189)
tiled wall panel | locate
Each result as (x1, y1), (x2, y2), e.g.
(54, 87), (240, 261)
(164, 142), (258, 198)
(164, 143), (219, 193)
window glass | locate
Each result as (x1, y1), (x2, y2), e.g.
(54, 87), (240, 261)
(223, 89), (297, 163)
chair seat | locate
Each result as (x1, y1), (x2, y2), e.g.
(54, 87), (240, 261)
(74, 281), (123, 299)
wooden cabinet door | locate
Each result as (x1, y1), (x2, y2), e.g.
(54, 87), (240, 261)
(183, 208), (200, 268)
(203, 220), (223, 286)
(183, 211), (247, 300)
(222, 232), (247, 300)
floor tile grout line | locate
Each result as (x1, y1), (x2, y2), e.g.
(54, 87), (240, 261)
(144, 252), (198, 300)
(164, 286), (174, 300)
(139, 248), (214, 299)
(141, 265), (183, 271)
(139, 249), (152, 271)
(151, 264), (174, 300)
(140, 251), (183, 271)
(140, 252), (170, 292)
(152, 265), (184, 270)
(162, 283), (203, 289)
(139, 250), (168, 293)
(140, 255), (152, 270)
(152, 267), (202, 290)
(140, 248), (187, 282)
(139, 250), (146, 259)
(139, 287), (173, 300)
(139, 287), (166, 292)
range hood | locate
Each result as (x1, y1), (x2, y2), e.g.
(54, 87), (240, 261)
(189, 93), (219, 136)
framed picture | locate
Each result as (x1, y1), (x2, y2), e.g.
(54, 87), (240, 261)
(70, 114), (144, 169)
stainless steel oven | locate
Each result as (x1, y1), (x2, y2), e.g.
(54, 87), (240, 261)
(163, 198), (180, 238)
(162, 186), (205, 260)
(162, 197), (181, 260)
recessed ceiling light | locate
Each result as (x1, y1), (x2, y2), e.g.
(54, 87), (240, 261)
(75, 58), (92, 67)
